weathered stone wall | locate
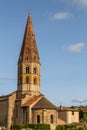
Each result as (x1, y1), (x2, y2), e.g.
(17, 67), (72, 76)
(0, 92), (16, 129)
(17, 62), (40, 98)
(66, 111), (79, 123)
(58, 110), (79, 124)
(0, 98), (8, 127)
(7, 92), (16, 129)
(58, 111), (67, 123)
(14, 100), (23, 124)
(32, 109), (58, 130)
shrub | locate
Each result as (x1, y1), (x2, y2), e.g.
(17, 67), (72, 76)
(56, 124), (76, 130)
(56, 125), (65, 130)
(78, 127), (84, 130)
(11, 124), (50, 130)
(11, 124), (25, 130)
(29, 124), (50, 130)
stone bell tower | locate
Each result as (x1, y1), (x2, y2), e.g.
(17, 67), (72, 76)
(17, 14), (40, 98)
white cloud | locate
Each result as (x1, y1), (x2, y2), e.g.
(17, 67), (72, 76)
(72, 99), (87, 103)
(65, 0), (87, 8)
(51, 12), (73, 21)
(65, 43), (85, 53)
(74, 0), (87, 7)
(59, 0), (87, 9)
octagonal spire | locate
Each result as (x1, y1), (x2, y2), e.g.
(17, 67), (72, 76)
(19, 14), (40, 64)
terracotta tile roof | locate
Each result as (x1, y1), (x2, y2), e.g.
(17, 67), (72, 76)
(80, 108), (87, 113)
(18, 15), (40, 64)
(58, 106), (78, 111)
(22, 94), (42, 107)
(32, 97), (56, 109)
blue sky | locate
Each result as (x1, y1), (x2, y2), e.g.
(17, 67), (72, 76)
(0, 0), (87, 106)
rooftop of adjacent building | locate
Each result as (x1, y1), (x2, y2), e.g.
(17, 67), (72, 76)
(58, 105), (79, 111)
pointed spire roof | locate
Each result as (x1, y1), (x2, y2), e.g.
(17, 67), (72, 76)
(19, 14), (40, 64)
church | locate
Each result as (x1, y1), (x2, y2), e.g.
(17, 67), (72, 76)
(0, 14), (79, 130)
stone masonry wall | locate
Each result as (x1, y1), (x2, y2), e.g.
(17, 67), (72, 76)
(32, 109), (58, 130)
(0, 98), (8, 127)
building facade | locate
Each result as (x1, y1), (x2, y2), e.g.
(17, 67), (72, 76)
(58, 106), (79, 125)
(0, 14), (79, 130)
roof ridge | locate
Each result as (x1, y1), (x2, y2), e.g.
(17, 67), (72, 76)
(22, 94), (43, 107)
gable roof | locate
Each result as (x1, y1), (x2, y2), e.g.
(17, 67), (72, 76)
(22, 94), (42, 107)
(80, 107), (87, 113)
(32, 97), (56, 109)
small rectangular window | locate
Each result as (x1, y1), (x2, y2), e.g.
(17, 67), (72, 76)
(26, 66), (29, 73)
(33, 68), (37, 74)
(26, 77), (29, 84)
(72, 111), (74, 115)
(34, 78), (37, 84)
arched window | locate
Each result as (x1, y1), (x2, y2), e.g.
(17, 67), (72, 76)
(26, 66), (29, 73)
(37, 115), (40, 123)
(50, 114), (54, 124)
(34, 77), (37, 84)
(26, 76), (29, 84)
(33, 67), (37, 74)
